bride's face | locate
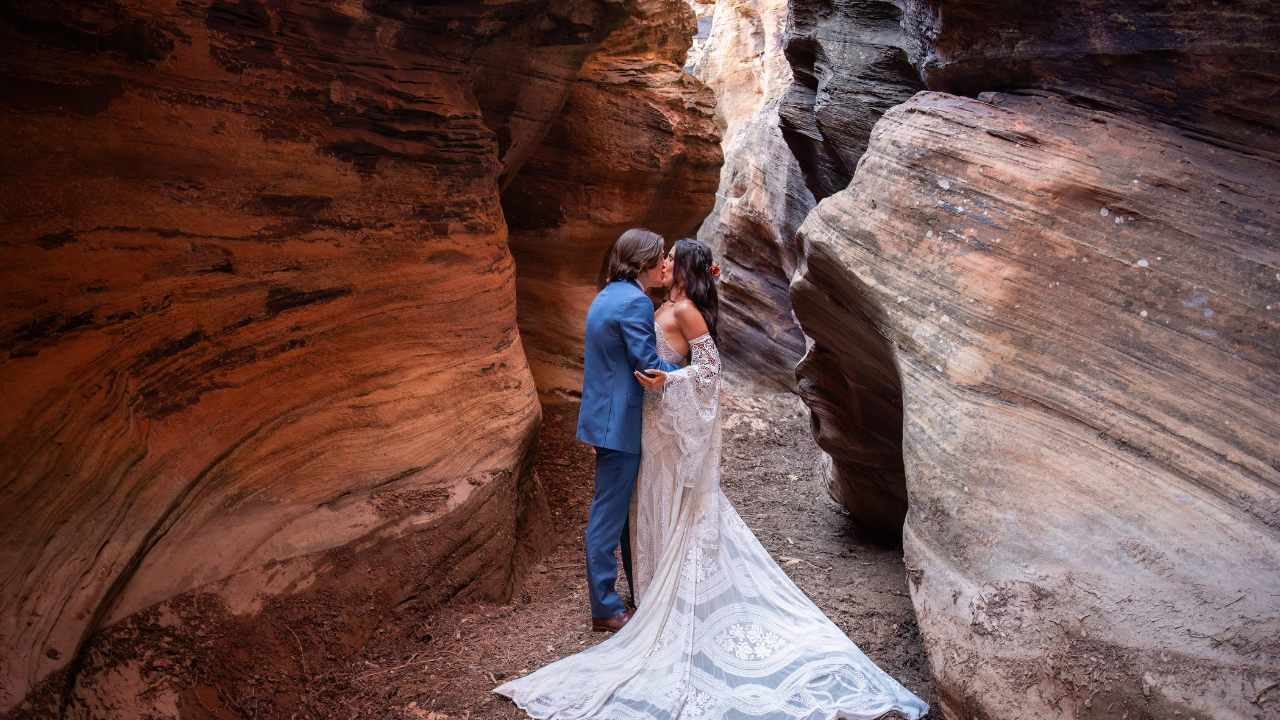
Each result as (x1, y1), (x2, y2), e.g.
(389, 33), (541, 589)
(661, 248), (676, 289)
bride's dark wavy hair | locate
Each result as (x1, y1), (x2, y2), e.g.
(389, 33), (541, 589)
(670, 238), (720, 345)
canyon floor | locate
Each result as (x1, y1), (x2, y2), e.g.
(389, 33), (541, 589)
(317, 388), (937, 719)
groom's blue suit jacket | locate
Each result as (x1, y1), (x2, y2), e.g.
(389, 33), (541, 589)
(576, 280), (681, 454)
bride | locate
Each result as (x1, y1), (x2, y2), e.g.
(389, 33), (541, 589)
(495, 239), (928, 720)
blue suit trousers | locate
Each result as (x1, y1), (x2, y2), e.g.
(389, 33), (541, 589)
(585, 446), (639, 618)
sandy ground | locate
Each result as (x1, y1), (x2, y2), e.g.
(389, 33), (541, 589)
(321, 390), (937, 719)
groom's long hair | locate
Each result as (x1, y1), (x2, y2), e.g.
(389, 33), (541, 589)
(671, 238), (720, 345)
(601, 228), (665, 288)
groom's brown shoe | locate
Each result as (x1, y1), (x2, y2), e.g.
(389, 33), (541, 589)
(591, 610), (633, 633)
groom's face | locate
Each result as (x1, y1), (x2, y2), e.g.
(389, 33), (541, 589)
(638, 257), (665, 289)
(659, 250), (675, 288)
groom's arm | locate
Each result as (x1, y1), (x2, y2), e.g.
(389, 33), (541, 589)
(620, 295), (679, 375)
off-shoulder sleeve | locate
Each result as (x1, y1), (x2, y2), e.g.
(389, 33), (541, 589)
(660, 333), (721, 489)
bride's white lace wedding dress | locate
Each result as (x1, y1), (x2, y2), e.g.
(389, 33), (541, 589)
(494, 328), (928, 720)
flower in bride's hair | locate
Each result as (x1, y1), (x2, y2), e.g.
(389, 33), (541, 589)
(710, 263), (721, 277)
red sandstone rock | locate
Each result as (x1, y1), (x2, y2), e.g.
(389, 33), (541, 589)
(0, 0), (640, 714)
(503, 0), (722, 401)
(793, 90), (1280, 720)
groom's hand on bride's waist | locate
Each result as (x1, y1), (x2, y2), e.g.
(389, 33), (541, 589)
(635, 369), (666, 389)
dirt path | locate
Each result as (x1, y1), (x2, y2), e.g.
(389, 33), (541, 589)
(326, 391), (937, 719)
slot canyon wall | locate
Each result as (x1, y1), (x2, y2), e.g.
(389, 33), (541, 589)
(773, 0), (1280, 718)
(688, 0), (812, 391)
(0, 0), (720, 716)
(503, 0), (721, 401)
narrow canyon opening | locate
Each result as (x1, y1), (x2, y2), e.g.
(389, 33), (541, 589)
(791, 266), (910, 541)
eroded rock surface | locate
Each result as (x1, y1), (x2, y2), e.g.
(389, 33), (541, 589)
(784, 0), (1280, 548)
(691, 0), (812, 391)
(504, 0), (722, 400)
(0, 0), (641, 714)
(898, 0), (1280, 159)
(794, 90), (1280, 720)
(773, 0), (927, 519)
(780, 0), (924, 200)
(781, 0), (1280, 201)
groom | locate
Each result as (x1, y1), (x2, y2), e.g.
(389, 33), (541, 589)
(577, 228), (679, 632)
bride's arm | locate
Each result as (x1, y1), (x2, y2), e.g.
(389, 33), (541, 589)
(653, 304), (720, 486)
(667, 301), (719, 389)
(635, 301), (710, 388)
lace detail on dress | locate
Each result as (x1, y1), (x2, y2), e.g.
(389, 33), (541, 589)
(660, 333), (721, 480)
(655, 323), (684, 365)
(493, 327), (928, 720)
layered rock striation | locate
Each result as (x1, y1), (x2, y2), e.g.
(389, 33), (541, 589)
(898, 0), (1280, 159)
(785, 0), (1280, 539)
(691, 0), (812, 391)
(504, 0), (722, 401)
(792, 85), (1280, 720)
(0, 0), (679, 715)
(782, 0), (1280, 199)
(780, 0), (1280, 717)
(779, 0), (925, 529)
(780, 0), (925, 201)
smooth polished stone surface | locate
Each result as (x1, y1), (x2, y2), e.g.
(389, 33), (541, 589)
(793, 89), (1280, 720)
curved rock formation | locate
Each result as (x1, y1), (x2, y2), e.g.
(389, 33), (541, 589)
(780, 0), (1280, 716)
(786, 0), (1280, 539)
(794, 90), (1280, 719)
(898, 0), (1280, 159)
(779, 0), (925, 201)
(776, 0), (927, 520)
(781, 0), (1280, 200)
(503, 0), (722, 401)
(0, 0), (646, 714)
(691, 0), (812, 391)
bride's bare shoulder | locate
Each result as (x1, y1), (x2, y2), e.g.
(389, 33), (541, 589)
(671, 300), (708, 338)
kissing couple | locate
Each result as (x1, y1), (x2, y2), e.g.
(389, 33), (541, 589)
(496, 229), (927, 719)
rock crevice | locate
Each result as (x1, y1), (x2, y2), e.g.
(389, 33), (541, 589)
(780, 0), (1280, 711)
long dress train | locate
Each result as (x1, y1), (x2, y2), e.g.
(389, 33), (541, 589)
(494, 327), (928, 720)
